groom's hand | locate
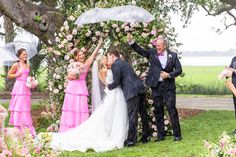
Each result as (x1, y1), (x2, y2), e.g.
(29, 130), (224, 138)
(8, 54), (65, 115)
(160, 71), (170, 79)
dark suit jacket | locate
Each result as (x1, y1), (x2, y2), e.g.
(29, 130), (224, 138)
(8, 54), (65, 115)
(230, 56), (236, 86)
(108, 59), (145, 101)
(131, 42), (182, 89)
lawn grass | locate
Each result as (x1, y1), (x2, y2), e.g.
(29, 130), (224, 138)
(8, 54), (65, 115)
(59, 110), (236, 157)
(176, 66), (230, 95)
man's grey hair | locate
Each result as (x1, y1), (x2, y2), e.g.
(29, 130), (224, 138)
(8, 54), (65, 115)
(157, 36), (168, 47)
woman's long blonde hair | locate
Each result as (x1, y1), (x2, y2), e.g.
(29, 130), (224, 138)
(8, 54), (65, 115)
(96, 55), (107, 83)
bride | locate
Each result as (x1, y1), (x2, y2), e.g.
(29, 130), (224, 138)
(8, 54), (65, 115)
(50, 55), (128, 152)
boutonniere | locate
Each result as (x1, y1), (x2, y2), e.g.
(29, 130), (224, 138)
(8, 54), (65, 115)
(168, 54), (172, 59)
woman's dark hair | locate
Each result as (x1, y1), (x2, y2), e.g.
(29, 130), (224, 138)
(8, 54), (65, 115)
(16, 48), (27, 63)
(108, 49), (120, 58)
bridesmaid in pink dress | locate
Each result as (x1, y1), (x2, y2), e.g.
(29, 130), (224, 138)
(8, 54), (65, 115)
(7, 48), (36, 136)
(59, 39), (103, 132)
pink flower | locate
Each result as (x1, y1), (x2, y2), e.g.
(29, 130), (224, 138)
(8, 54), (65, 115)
(35, 146), (41, 154)
(151, 29), (157, 35)
(2, 149), (12, 156)
(66, 34), (73, 41)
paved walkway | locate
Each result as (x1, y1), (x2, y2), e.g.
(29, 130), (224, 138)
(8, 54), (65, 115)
(0, 96), (235, 111)
(176, 96), (234, 111)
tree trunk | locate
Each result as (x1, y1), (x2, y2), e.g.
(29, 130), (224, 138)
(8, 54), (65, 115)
(3, 16), (15, 91)
(0, 0), (64, 45)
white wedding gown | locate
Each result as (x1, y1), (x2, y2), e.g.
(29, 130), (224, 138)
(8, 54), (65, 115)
(50, 70), (128, 152)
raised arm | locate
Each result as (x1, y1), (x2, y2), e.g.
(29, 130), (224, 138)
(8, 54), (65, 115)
(127, 33), (150, 58)
(85, 39), (103, 67)
(108, 64), (121, 90)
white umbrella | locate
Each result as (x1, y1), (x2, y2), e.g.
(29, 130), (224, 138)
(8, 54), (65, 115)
(0, 47), (18, 66)
(75, 5), (155, 25)
(4, 41), (38, 60)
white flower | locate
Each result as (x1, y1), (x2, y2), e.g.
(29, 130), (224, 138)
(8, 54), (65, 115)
(124, 26), (129, 31)
(85, 31), (92, 37)
(58, 84), (63, 90)
(81, 47), (86, 52)
(69, 15), (75, 21)
(143, 22), (148, 27)
(92, 37), (97, 42)
(130, 22), (135, 28)
(56, 74), (61, 79)
(135, 70), (140, 76)
(164, 120), (169, 125)
(60, 26), (64, 32)
(66, 34), (73, 41)
(152, 132), (157, 137)
(69, 59), (74, 63)
(54, 51), (61, 56)
(95, 31), (101, 36)
(168, 54), (172, 58)
(55, 37), (60, 43)
(48, 40), (52, 44)
(58, 44), (64, 49)
(141, 32), (148, 38)
(62, 39), (68, 44)
(53, 89), (59, 94)
(116, 27), (120, 33)
(58, 33), (63, 37)
(64, 55), (70, 60)
(65, 25), (69, 31)
(148, 99), (153, 104)
(77, 5), (81, 9)
(148, 44), (153, 48)
(112, 24), (118, 28)
(164, 126), (168, 131)
(105, 29), (109, 33)
(100, 22), (105, 27)
(72, 28), (77, 35)
(131, 0), (136, 5)
(63, 21), (68, 26)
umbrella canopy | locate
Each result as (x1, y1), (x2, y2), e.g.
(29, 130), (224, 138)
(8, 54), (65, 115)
(4, 41), (38, 60)
(75, 5), (155, 25)
(0, 47), (18, 66)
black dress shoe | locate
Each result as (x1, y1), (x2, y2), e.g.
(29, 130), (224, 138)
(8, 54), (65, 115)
(155, 137), (165, 142)
(173, 136), (182, 141)
(124, 140), (136, 147)
(140, 137), (151, 143)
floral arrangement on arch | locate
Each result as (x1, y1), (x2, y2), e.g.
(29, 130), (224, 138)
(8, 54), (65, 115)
(45, 3), (179, 136)
(204, 132), (236, 156)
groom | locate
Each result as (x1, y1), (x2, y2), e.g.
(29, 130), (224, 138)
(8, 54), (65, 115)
(107, 49), (146, 147)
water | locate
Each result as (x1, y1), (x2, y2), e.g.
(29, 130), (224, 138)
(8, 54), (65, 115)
(180, 56), (233, 66)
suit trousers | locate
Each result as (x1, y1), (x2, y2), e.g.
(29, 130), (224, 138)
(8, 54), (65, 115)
(138, 92), (151, 139)
(152, 85), (181, 138)
(126, 95), (139, 143)
(233, 96), (236, 119)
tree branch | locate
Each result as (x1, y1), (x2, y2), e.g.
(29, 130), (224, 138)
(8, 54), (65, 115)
(0, 32), (5, 36)
(0, 0), (64, 45)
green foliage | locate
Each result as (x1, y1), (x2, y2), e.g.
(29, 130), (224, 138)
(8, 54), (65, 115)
(176, 66), (231, 95)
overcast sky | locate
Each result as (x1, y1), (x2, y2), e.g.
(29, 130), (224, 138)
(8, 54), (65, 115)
(171, 9), (236, 52)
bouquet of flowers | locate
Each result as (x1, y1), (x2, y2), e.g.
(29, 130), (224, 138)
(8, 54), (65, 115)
(25, 77), (38, 88)
(218, 68), (232, 80)
(67, 62), (86, 78)
(218, 67), (236, 96)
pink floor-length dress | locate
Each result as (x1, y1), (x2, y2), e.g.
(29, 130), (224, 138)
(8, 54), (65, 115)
(59, 68), (90, 132)
(8, 67), (36, 136)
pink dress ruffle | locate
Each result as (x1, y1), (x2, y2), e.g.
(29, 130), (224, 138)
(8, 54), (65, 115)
(8, 69), (36, 136)
(59, 68), (90, 132)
